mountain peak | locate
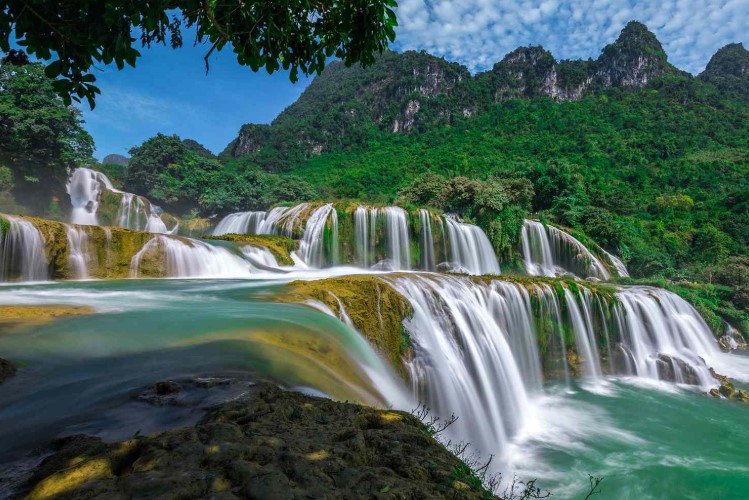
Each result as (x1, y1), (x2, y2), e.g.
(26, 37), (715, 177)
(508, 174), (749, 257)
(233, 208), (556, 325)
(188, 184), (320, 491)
(701, 43), (749, 78)
(595, 21), (671, 88)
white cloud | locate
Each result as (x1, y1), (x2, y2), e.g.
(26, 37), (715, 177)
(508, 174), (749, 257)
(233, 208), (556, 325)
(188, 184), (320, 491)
(393, 0), (749, 74)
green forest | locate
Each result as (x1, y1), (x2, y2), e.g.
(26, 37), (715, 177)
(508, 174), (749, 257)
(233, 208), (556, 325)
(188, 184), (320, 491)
(1, 22), (748, 333)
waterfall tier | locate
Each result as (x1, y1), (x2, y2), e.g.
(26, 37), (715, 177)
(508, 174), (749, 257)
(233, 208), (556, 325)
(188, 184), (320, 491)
(66, 168), (176, 234)
(521, 219), (627, 279)
(286, 274), (724, 456)
(212, 204), (501, 274)
(0, 215), (289, 281)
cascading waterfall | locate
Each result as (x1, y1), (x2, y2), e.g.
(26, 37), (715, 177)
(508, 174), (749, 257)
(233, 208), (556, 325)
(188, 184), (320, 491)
(298, 204), (337, 268)
(418, 209), (436, 271)
(386, 274), (539, 456)
(614, 287), (718, 386)
(373, 274), (726, 457)
(379, 207), (411, 271)
(604, 250), (630, 278)
(65, 224), (91, 279)
(67, 168), (175, 234)
(354, 207), (374, 268)
(521, 220), (614, 279)
(129, 236), (254, 278)
(444, 215), (501, 275)
(211, 211), (267, 236)
(67, 167), (109, 225)
(0, 216), (48, 281)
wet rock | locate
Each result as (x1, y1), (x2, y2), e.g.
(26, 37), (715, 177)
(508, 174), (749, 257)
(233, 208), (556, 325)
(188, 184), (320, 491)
(137, 380), (185, 406)
(738, 389), (748, 403)
(0, 357), (16, 384)
(24, 382), (493, 499)
(709, 388), (721, 398)
(655, 354), (701, 385)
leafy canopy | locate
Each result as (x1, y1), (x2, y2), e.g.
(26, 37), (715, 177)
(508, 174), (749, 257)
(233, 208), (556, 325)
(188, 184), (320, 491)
(0, 0), (398, 107)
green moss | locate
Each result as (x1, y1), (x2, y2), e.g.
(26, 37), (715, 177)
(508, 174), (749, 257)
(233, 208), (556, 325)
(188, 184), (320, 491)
(277, 275), (413, 370)
(0, 215), (10, 234)
(203, 233), (296, 265)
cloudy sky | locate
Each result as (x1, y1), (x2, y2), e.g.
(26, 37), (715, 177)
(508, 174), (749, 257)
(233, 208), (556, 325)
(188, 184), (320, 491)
(78, 0), (748, 159)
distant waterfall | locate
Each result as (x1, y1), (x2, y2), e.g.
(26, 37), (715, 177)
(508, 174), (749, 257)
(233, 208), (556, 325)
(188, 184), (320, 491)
(444, 215), (501, 275)
(129, 236), (254, 278)
(354, 207), (374, 268)
(67, 168), (110, 225)
(0, 216), (48, 281)
(521, 220), (619, 279)
(67, 168), (175, 234)
(212, 211), (266, 236)
(377, 275), (722, 455)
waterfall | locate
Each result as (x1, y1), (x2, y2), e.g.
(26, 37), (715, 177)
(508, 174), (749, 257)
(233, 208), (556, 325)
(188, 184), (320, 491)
(418, 209), (436, 271)
(298, 204), (336, 268)
(614, 287), (718, 386)
(366, 274), (725, 457)
(604, 250), (630, 278)
(0, 216), (48, 281)
(444, 215), (501, 275)
(67, 168), (174, 234)
(67, 168), (103, 225)
(521, 220), (556, 277)
(521, 220), (611, 279)
(354, 207), (373, 268)
(212, 211), (267, 236)
(386, 274), (538, 456)
(564, 289), (603, 378)
(130, 236), (253, 278)
(379, 207), (411, 271)
(65, 224), (90, 279)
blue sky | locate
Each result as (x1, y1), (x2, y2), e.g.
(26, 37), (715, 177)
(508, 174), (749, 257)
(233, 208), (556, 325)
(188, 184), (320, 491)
(77, 0), (749, 160)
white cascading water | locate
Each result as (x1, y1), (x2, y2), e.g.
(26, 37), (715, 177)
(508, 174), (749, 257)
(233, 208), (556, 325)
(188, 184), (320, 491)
(241, 246), (279, 269)
(373, 274), (726, 458)
(604, 250), (630, 277)
(67, 167), (114, 225)
(297, 204), (337, 268)
(129, 236), (253, 278)
(444, 215), (501, 275)
(418, 209), (436, 271)
(381, 207), (411, 271)
(354, 206), (374, 268)
(614, 287), (718, 386)
(67, 168), (174, 234)
(65, 224), (90, 279)
(212, 211), (267, 236)
(386, 274), (540, 456)
(0, 216), (48, 281)
(521, 220), (613, 279)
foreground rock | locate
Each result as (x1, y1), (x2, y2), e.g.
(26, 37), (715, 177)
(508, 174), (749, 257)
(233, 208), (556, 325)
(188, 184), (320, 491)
(21, 383), (493, 499)
(0, 357), (16, 384)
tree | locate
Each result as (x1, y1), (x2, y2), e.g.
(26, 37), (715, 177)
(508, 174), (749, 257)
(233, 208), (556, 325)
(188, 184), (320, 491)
(0, 0), (398, 107)
(0, 56), (94, 211)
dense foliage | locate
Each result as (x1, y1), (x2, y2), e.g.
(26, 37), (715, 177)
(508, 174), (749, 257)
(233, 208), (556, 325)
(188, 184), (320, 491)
(0, 56), (93, 213)
(125, 133), (316, 214)
(0, 0), (397, 107)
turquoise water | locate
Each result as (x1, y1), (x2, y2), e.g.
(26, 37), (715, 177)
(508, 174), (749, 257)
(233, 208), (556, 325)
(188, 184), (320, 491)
(0, 280), (748, 499)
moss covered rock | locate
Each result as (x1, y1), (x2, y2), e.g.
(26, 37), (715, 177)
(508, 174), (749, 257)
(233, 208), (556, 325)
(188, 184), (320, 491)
(21, 383), (493, 499)
(204, 234), (296, 266)
(278, 275), (413, 369)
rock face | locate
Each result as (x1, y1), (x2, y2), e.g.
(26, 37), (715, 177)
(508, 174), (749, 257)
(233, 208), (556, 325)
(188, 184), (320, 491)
(21, 383), (492, 499)
(222, 21), (705, 163)
(482, 21), (675, 102)
(101, 154), (129, 166)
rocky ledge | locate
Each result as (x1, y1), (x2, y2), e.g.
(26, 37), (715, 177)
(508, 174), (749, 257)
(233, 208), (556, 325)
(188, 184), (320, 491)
(19, 383), (494, 499)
